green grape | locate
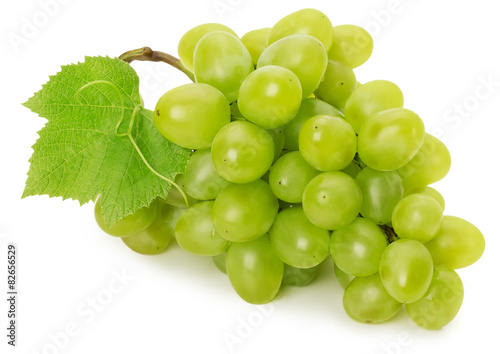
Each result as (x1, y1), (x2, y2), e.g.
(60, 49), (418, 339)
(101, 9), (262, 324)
(212, 252), (227, 274)
(314, 59), (357, 108)
(269, 151), (319, 203)
(258, 34), (328, 98)
(164, 174), (199, 208)
(334, 264), (354, 289)
(358, 108), (425, 171)
(122, 210), (172, 255)
(158, 200), (186, 239)
(226, 235), (284, 304)
(407, 186), (445, 210)
(379, 239), (433, 303)
(406, 265), (464, 330)
(238, 66), (302, 129)
(267, 8), (334, 51)
(283, 98), (343, 151)
(355, 167), (404, 225)
(230, 101), (244, 119)
(183, 149), (230, 200)
(95, 197), (157, 238)
(175, 201), (229, 256)
(328, 25), (373, 68)
(241, 28), (270, 65)
(211, 121), (275, 183)
(392, 194), (444, 243)
(212, 180), (278, 242)
(178, 23), (237, 72)
(282, 263), (319, 287)
(299, 115), (357, 171)
(154, 83), (230, 149)
(270, 206), (330, 268)
(330, 217), (388, 277)
(425, 216), (485, 269)
(398, 134), (451, 193)
(193, 31), (254, 102)
(277, 199), (300, 210)
(344, 80), (404, 133)
(340, 160), (361, 179)
(302, 171), (362, 230)
(267, 127), (285, 162)
(343, 273), (402, 324)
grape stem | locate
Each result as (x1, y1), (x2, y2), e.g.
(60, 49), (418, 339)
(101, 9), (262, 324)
(380, 225), (400, 244)
(119, 47), (195, 82)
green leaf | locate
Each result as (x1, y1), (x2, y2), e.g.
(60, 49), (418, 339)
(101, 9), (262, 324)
(23, 56), (190, 225)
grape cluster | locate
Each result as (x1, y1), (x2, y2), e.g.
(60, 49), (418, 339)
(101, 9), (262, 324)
(95, 8), (485, 330)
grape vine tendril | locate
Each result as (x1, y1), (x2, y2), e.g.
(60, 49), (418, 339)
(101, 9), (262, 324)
(76, 80), (190, 208)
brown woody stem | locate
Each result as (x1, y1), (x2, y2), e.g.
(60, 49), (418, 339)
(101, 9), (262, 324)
(119, 47), (195, 82)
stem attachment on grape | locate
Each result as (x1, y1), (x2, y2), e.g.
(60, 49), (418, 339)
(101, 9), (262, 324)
(119, 47), (195, 82)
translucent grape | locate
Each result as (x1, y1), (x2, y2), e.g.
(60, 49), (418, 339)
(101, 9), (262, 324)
(283, 98), (343, 151)
(175, 201), (229, 256)
(95, 197), (157, 238)
(122, 211), (172, 255)
(158, 200), (186, 239)
(268, 151), (319, 203)
(241, 28), (270, 65)
(267, 8), (334, 51)
(407, 186), (445, 210)
(330, 217), (388, 277)
(334, 264), (354, 289)
(211, 121), (274, 183)
(183, 149), (230, 200)
(314, 59), (357, 108)
(258, 34), (328, 98)
(341, 161), (361, 179)
(178, 23), (237, 72)
(299, 115), (357, 171)
(193, 31), (254, 102)
(154, 83), (230, 149)
(343, 273), (402, 323)
(379, 239), (433, 303)
(270, 206), (330, 268)
(392, 194), (444, 243)
(212, 179), (278, 242)
(282, 264), (319, 287)
(398, 133), (451, 193)
(164, 174), (199, 208)
(406, 265), (464, 330)
(226, 235), (284, 304)
(344, 80), (404, 133)
(328, 25), (373, 68)
(355, 167), (404, 225)
(268, 127), (285, 162)
(302, 171), (362, 230)
(358, 108), (425, 171)
(212, 252), (227, 274)
(425, 216), (485, 269)
(238, 66), (302, 129)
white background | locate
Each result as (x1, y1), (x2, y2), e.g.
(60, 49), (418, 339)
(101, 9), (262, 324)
(1, 0), (499, 353)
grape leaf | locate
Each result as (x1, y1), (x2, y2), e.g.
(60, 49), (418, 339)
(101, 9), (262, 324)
(23, 56), (190, 225)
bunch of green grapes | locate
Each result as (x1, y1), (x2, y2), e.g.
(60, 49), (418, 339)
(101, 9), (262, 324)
(94, 8), (485, 330)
